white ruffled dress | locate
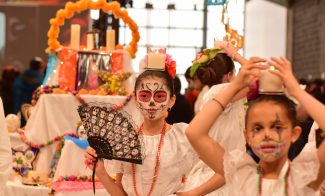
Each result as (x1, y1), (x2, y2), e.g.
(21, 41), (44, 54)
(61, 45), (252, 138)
(112, 123), (198, 196)
(224, 144), (320, 196)
(185, 83), (247, 195)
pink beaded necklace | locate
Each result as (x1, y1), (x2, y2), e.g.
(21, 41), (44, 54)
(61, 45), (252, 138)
(132, 122), (167, 196)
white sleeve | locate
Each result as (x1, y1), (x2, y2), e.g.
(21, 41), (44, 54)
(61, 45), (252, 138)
(291, 144), (320, 188)
(106, 160), (124, 175)
(308, 122), (318, 143)
(0, 98), (12, 196)
(223, 150), (254, 184)
(305, 122), (318, 150)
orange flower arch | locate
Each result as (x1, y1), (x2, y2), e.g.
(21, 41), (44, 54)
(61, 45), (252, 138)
(46, 0), (140, 58)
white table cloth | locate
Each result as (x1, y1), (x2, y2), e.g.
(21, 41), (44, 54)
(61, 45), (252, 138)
(23, 94), (142, 173)
(5, 181), (50, 196)
(54, 139), (115, 179)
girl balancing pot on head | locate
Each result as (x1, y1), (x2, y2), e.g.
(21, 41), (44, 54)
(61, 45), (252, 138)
(85, 49), (224, 195)
(184, 42), (250, 195)
(186, 56), (325, 195)
(191, 41), (248, 116)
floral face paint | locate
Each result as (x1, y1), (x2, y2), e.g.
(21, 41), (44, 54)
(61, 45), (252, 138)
(136, 77), (170, 120)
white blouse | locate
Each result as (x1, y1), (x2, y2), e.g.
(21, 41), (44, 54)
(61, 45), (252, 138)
(185, 83), (247, 195)
(224, 145), (320, 196)
(112, 123), (198, 196)
(0, 98), (12, 196)
(307, 121), (324, 195)
(194, 85), (210, 115)
(202, 83), (246, 151)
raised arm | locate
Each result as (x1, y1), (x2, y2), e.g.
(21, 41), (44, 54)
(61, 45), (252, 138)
(269, 57), (325, 189)
(185, 58), (265, 176)
(218, 41), (249, 66)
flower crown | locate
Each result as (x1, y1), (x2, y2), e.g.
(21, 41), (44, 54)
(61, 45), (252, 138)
(145, 50), (177, 79)
(190, 48), (222, 77)
(164, 54), (177, 79)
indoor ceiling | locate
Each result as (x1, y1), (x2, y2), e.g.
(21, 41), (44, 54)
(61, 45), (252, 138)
(266, 0), (295, 7)
(247, 0), (294, 7)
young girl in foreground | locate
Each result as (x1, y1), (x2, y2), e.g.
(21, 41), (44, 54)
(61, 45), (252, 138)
(186, 57), (325, 195)
(85, 55), (221, 195)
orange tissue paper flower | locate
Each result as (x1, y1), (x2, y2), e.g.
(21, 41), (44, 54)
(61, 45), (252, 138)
(165, 55), (177, 79)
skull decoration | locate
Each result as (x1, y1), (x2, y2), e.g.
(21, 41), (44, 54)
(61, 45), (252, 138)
(115, 143), (122, 151)
(123, 146), (130, 153)
(100, 110), (106, 118)
(131, 149), (139, 156)
(108, 113), (115, 122)
(100, 128), (106, 137)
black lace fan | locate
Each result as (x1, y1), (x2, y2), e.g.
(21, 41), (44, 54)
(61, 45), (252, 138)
(78, 102), (142, 164)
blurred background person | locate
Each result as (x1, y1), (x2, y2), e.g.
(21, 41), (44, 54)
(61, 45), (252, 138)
(13, 57), (44, 116)
(166, 75), (194, 124)
(307, 78), (325, 104)
(184, 67), (199, 113)
(0, 65), (20, 116)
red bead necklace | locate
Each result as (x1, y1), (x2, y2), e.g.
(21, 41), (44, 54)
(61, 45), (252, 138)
(132, 121), (167, 196)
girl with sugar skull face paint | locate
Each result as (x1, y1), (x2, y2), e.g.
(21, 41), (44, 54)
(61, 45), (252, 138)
(186, 57), (325, 195)
(136, 76), (172, 120)
(85, 52), (220, 196)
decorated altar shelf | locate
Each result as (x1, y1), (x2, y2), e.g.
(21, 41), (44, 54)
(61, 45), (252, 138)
(5, 1), (143, 195)
(43, 0), (140, 96)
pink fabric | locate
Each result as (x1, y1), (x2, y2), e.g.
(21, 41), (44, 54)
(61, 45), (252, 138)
(52, 181), (105, 192)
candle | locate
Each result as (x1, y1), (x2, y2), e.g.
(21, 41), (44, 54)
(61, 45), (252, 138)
(106, 29), (115, 52)
(146, 53), (166, 70)
(214, 39), (221, 49)
(70, 24), (80, 50)
(259, 66), (284, 94)
(86, 33), (94, 50)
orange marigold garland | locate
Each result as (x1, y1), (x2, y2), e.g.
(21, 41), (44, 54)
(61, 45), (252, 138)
(46, 0), (140, 58)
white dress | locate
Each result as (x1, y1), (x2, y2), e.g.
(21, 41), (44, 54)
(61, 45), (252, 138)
(224, 145), (320, 196)
(194, 85), (210, 115)
(112, 123), (198, 196)
(185, 83), (247, 195)
(308, 122), (323, 195)
(0, 98), (12, 196)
